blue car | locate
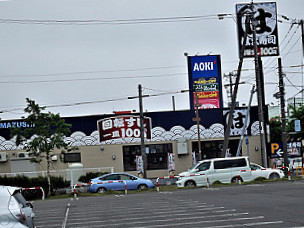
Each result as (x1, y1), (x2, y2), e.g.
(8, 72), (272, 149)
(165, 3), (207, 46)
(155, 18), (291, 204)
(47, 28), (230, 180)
(88, 173), (155, 193)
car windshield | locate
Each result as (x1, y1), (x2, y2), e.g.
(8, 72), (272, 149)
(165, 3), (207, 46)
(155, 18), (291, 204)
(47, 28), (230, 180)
(250, 164), (262, 170)
(189, 161), (210, 172)
(196, 162), (211, 171)
(188, 163), (200, 171)
(101, 174), (121, 181)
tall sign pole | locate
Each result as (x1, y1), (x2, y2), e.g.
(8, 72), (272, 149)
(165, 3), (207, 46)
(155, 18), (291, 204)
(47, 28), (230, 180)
(235, 2), (279, 167)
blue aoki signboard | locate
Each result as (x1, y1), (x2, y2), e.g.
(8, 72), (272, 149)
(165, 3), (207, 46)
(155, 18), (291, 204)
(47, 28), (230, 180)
(187, 55), (223, 110)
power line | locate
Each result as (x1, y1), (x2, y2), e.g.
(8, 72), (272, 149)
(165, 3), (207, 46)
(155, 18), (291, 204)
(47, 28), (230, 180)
(0, 72), (187, 84)
(0, 65), (185, 78)
(0, 14), (226, 26)
(0, 88), (190, 115)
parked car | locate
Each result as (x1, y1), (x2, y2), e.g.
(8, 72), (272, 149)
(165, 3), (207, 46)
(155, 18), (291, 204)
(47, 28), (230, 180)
(176, 156), (253, 187)
(289, 157), (303, 172)
(250, 163), (285, 180)
(89, 172), (155, 193)
(0, 186), (35, 228)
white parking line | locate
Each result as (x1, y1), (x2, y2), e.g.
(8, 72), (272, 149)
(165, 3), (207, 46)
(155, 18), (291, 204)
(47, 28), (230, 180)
(133, 216), (265, 228)
(66, 213), (259, 227)
(203, 221), (284, 227)
(62, 203), (70, 228)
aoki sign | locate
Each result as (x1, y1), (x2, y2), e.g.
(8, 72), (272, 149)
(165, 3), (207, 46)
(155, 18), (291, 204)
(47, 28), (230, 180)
(97, 115), (152, 142)
(187, 55), (223, 110)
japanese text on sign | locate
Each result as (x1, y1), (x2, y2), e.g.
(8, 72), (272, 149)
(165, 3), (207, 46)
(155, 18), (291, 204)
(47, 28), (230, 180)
(97, 115), (152, 142)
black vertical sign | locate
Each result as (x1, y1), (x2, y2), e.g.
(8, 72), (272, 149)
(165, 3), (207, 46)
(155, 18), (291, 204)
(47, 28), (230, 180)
(236, 2), (279, 57)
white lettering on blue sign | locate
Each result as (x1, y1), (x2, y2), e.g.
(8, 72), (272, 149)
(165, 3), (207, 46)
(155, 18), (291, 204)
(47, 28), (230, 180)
(0, 121), (34, 129)
(193, 62), (214, 72)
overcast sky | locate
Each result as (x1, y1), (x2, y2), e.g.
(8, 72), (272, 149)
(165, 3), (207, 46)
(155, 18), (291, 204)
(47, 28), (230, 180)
(0, 0), (303, 120)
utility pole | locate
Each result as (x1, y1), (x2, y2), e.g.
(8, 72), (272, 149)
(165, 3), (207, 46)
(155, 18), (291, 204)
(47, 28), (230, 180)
(236, 85), (255, 157)
(224, 72), (236, 105)
(194, 90), (202, 160)
(138, 84), (148, 178)
(301, 19), (304, 58)
(278, 58), (289, 168)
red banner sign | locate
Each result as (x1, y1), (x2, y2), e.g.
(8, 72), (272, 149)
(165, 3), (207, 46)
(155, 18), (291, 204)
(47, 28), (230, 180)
(97, 115), (152, 142)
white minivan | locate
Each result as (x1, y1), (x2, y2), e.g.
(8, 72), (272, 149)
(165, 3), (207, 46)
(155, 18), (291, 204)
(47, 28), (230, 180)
(176, 156), (253, 187)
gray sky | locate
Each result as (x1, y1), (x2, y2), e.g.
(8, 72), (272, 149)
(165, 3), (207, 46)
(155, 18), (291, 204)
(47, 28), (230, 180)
(0, 0), (303, 120)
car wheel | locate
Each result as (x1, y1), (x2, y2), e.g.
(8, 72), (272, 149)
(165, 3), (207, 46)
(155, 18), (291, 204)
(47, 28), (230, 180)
(269, 173), (280, 180)
(231, 177), (242, 183)
(97, 187), (106, 193)
(138, 184), (148, 190)
(185, 180), (196, 187)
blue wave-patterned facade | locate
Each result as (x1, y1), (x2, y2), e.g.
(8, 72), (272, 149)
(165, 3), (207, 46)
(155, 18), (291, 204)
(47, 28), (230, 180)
(0, 107), (265, 150)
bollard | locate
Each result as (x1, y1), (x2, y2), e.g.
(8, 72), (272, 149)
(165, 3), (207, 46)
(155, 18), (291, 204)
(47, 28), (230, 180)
(288, 169), (291, 181)
(156, 178), (160, 192)
(73, 185), (77, 198)
(206, 176), (210, 188)
(124, 181), (127, 195)
(238, 175), (242, 185)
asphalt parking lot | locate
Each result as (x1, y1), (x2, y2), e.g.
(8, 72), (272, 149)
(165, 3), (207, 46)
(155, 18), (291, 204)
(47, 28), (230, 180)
(33, 180), (304, 228)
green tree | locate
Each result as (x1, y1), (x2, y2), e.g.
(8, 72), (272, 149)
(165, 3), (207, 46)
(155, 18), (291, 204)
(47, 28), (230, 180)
(269, 116), (282, 142)
(12, 98), (77, 195)
(286, 105), (304, 141)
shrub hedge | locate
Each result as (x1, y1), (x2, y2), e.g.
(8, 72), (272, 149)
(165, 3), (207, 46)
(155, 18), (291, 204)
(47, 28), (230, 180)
(0, 175), (70, 199)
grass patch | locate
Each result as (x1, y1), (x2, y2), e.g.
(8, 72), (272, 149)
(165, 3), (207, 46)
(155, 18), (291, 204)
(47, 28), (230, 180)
(40, 176), (304, 200)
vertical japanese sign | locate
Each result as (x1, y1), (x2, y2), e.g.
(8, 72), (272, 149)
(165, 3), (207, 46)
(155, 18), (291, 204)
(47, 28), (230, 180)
(97, 115), (152, 142)
(223, 108), (250, 136)
(187, 55), (223, 109)
(236, 2), (279, 57)
(168, 153), (175, 172)
(136, 155), (144, 175)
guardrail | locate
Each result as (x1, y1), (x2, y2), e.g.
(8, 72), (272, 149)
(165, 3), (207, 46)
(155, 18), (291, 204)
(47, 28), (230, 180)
(73, 180), (127, 198)
(156, 170), (255, 191)
(156, 174), (210, 191)
(22, 187), (45, 200)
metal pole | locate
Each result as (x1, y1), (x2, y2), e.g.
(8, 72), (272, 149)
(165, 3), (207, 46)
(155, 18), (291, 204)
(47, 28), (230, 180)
(301, 20), (304, 102)
(138, 84), (148, 178)
(251, 9), (268, 168)
(229, 72), (233, 104)
(236, 85), (255, 157)
(222, 15), (249, 157)
(194, 91), (202, 160)
(278, 58), (289, 168)
(172, 96), (176, 111)
(300, 20), (304, 58)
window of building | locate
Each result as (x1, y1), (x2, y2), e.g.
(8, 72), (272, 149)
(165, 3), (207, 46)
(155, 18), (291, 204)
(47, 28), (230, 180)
(123, 143), (173, 171)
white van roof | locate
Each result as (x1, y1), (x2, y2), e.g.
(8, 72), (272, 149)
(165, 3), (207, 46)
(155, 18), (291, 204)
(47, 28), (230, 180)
(197, 156), (249, 163)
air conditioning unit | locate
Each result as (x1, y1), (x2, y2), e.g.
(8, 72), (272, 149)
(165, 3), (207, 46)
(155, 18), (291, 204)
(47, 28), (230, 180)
(0, 152), (8, 162)
(17, 152), (30, 158)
